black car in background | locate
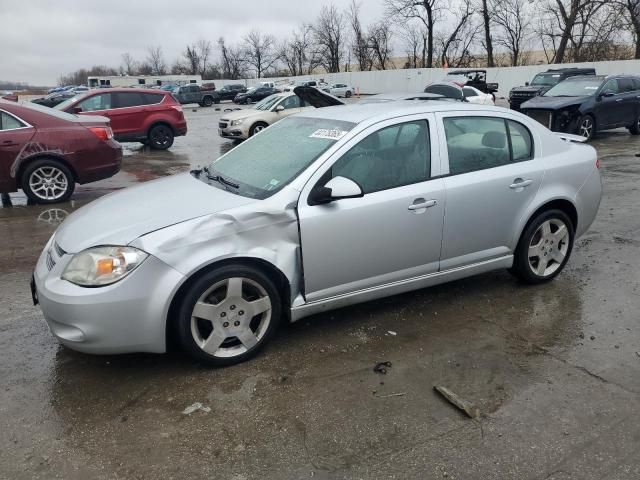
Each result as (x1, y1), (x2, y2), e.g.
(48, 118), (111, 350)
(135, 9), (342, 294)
(520, 75), (640, 140)
(218, 84), (247, 101)
(31, 91), (76, 108)
(233, 86), (279, 104)
(509, 67), (596, 111)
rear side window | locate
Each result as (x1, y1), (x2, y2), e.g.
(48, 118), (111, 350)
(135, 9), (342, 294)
(78, 93), (112, 112)
(508, 120), (534, 161)
(463, 87), (478, 97)
(0, 111), (26, 130)
(115, 92), (144, 108)
(142, 92), (164, 105)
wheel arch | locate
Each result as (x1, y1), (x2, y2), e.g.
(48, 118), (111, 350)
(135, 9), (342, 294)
(147, 119), (177, 136)
(515, 198), (578, 247)
(16, 154), (78, 188)
(165, 256), (291, 351)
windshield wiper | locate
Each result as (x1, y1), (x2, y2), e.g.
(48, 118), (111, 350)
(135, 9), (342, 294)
(203, 167), (240, 189)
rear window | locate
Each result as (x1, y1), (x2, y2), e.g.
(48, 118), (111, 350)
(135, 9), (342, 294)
(22, 101), (79, 121)
(115, 92), (144, 108)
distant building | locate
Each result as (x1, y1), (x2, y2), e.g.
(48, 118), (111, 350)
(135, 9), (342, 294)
(87, 74), (202, 88)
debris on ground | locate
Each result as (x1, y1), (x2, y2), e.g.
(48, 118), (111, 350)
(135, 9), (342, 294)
(387, 330), (397, 336)
(182, 402), (211, 415)
(636, 351), (640, 358)
(434, 385), (479, 419)
(373, 361), (392, 374)
(375, 392), (407, 398)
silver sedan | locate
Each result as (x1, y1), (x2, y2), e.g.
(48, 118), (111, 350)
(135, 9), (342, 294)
(33, 102), (602, 366)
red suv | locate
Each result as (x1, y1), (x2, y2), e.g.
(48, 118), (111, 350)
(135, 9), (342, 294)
(55, 88), (187, 150)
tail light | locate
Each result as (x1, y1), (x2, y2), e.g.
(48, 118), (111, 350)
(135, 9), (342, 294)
(89, 126), (113, 142)
(596, 159), (601, 169)
(170, 105), (183, 113)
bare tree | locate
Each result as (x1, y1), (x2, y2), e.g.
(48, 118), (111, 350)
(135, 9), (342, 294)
(243, 30), (277, 78)
(197, 39), (213, 76)
(400, 23), (424, 68)
(121, 53), (136, 75)
(368, 21), (394, 70)
(219, 37), (247, 80)
(146, 46), (167, 75)
(386, 0), (438, 68)
(313, 4), (346, 73)
(348, 1), (374, 71)
(439, 0), (476, 67)
(182, 44), (200, 75)
(491, 0), (533, 66)
(617, 0), (640, 58)
(480, 0), (495, 66)
(569, 2), (630, 61)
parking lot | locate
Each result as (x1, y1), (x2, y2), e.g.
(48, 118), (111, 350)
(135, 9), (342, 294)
(1, 102), (640, 480)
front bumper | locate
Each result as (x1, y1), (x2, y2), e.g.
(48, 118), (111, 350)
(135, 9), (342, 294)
(33, 238), (185, 354)
(218, 122), (249, 140)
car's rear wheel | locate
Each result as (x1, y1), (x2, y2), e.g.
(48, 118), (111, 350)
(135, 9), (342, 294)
(148, 124), (174, 150)
(511, 209), (574, 284)
(245, 96), (253, 104)
(345, 90), (352, 98)
(202, 96), (213, 107)
(176, 265), (282, 366)
(249, 122), (268, 137)
(576, 114), (595, 140)
(21, 159), (75, 204)
(628, 114), (640, 135)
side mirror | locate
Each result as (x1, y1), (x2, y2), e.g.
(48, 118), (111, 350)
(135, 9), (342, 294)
(72, 106), (83, 114)
(601, 91), (615, 98)
(275, 105), (285, 112)
(309, 176), (363, 205)
(525, 82), (530, 86)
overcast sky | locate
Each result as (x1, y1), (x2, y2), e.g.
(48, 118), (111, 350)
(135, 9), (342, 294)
(0, 0), (386, 85)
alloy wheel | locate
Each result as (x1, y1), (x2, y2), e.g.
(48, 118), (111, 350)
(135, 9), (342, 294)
(253, 124), (265, 133)
(28, 166), (69, 201)
(190, 277), (272, 358)
(579, 117), (593, 138)
(150, 126), (172, 147)
(527, 219), (569, 277)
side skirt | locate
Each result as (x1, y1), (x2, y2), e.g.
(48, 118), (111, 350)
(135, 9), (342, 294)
(290, 255), (513, 322)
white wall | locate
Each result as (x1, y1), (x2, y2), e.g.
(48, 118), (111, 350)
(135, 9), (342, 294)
(214, 59), (640, 97)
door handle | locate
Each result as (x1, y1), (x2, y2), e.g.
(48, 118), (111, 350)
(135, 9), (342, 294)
(408, 199), (437, 211)
(0, 140), (18, 147)
(509, 179), (533, 189)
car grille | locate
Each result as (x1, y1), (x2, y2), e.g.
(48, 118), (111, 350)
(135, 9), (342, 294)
(510, 92), (536, 108)
(526, 110), (554, 129)
(219, 121), (228, 129)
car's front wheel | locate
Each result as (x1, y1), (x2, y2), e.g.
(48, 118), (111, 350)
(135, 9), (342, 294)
(21, 159), (75, 204)
(576, 114), (595, 140)
(177, 266), (282, 366)
(245, 96), (252, 104)
(148, 124), (174, 150)
(511, 209), (574, 284)
(249, 122), (268, 136)
(345, 90), (352, 98)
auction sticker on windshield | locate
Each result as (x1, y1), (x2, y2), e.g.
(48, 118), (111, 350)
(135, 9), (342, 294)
(309, 129), (348, 140)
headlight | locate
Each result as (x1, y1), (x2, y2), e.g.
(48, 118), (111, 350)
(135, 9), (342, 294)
(231, 119), (244, 126)
(62, 246), (148, 287)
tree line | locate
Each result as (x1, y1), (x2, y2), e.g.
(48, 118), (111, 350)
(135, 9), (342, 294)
(58, 0), (640, 85)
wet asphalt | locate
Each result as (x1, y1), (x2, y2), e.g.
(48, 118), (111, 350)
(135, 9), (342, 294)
(1, 101), (640, 480)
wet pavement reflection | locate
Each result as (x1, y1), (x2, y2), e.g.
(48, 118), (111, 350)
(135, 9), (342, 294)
(1, 106), (640, 479)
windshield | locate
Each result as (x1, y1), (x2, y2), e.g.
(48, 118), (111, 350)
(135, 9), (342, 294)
(255, 95), (281, 111)
(205, 116), (355, 199)
(531, 73), (562, 86)
(54, 95), (81, 111)
(544, 78), (602, 97)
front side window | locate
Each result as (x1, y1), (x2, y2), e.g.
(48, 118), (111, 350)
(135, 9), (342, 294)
(444, 116), (533, 175)
(280, 95), (301, 110)
(207, 116), (355, 199)
(601, 79), (620, 95)
(330, 120), (431, 194)
(78, 93), (112, 112)
(0, 111), (26, 130)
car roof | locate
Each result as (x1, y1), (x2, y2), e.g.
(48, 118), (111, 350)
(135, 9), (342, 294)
(297, 101), (505, 124)
(563, 75), (607, 82)
(448, 69), (486, 74)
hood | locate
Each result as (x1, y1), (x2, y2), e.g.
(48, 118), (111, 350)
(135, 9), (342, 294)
(293, 86), (344, 107)
(520, 95), (589, 111)
(55, 173), (254, 253)
(220, 108), (264, 122)
(511, 85), (545, 94)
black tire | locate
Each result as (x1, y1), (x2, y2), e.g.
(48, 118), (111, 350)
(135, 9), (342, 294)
(148, 124), (174, 150)
(176, 265), (282, 367)
(345, 90), (352, 98)
(628, 113), (640, 135)
(21, 158), (75, 204)
(576, 114), (595, 140)
(246, 96), (253, 104)
(511, 209), (575, 285)
(202, 96), (213, 107)
(249, 122), (268, 137)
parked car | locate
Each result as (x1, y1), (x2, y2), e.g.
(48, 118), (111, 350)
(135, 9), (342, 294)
(509, 68), (596, 111)
(172, 84), (220, 106)
(323, 83), (354, 98)
(200, 82), (217, 91)
(32, 102), (602, 366)
(31, 91), (76, 108)
(359, 92), (456, 104)
(233, 86), (280, 104)
(1, 93), (18, 102)
(424, 82), (466, 101)
(217, 84), (247, 101)
(55, 88), (187, 149)
(219, 86), (344, 140)
(520, 74), (640, 140)
(461, 85), (495, 105)
(445, 69), (498, 94)
(0, 100), (121, 204)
